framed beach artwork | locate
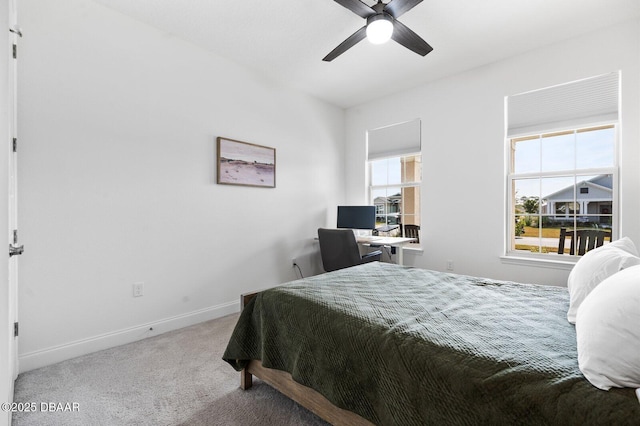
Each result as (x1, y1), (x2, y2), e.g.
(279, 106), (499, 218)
(216, 137), (276, 188)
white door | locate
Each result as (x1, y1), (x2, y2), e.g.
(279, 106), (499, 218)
(8, 0), (21, 380)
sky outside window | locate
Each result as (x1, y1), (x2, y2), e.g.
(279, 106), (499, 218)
(512, 126), (614, 200)
(371, 158), (401, 186)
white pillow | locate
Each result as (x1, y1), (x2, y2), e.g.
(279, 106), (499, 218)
(566, 237), (640, 324)
(576, 264), (640, 390)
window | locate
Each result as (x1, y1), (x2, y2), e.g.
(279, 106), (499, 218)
(369, 154), (421, 237)
(367, 119), (422, 240)
(508, 125), (616, 256)
(506, 73), (619, 258)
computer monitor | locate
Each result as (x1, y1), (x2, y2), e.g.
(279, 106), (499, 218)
(337, 205), (376, 230)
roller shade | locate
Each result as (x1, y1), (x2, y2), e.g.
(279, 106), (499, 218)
(507, 72), (619, 137)
(367, 119), (421, 160)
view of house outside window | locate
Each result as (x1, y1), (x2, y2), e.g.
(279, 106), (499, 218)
(369, 154), (421, 239)
(508, 125), (616, 256)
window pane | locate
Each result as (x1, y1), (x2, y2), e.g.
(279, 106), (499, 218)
(540, 219), (561, 254)
(513, 137), (540, 174)
(513, 178), (540, 215)
(372, 186), (401, 226)
(371, 158), (402, 185)
(402, 155), (422, 183)
(576, 174), (613, 227)
(403, 215), (418, 226)
(513, 179), (541, 252)
(387, 158), (401, 185)
(577, 190), (613, 228)
(514, 214), (537, 242)
(576, 126), (615, 169)
(513, 216), (568, 254)
(371, 159), (388, 186)
(372, 188), (388, 219)
(541, 131), (574, 172)
(541, 176), (575, 222)
(401, 186), (420, 225)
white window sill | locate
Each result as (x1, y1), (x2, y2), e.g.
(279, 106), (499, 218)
(500, 253), (576, 271)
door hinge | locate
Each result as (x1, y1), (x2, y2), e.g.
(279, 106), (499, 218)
(12, 138), (17, 153)
(12, 44), (16, 59)
(14, 322), (18, 337)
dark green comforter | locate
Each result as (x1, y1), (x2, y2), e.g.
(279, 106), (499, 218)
(223, 262), (640, 425)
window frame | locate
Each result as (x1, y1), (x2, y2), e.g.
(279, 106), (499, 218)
(505, 124), (619, 261)
(368, 153), (422, 238)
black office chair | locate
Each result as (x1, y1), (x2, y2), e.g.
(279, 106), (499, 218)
(317, 228), (382, 272)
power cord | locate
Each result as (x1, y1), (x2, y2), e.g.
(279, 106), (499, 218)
(293, 262), (304, 279)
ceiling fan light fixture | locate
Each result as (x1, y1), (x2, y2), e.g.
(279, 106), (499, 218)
(366, 14), (393, 44)
(323, 0), (432, 62)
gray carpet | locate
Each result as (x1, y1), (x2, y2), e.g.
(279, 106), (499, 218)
(12, 314), (329, 425)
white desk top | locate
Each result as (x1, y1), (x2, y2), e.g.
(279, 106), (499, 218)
(356, 236), (416, 245)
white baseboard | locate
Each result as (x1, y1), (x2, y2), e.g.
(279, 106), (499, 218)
(18, 300), (239, 373)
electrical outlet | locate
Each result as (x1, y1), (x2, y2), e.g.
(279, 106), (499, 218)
(446, 260), (454, 271)
(133, 282), (144, 297)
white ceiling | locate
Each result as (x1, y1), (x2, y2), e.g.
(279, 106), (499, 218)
(91, 0), (640, 109)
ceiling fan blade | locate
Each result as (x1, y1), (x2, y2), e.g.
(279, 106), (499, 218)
(323, 26), (367, 62)
(391, 19), (433, 56)
(384, 0), (423, 18)
(333, 0), (376, 19)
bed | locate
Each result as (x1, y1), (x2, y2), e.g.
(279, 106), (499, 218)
(222, 262), (640, 425)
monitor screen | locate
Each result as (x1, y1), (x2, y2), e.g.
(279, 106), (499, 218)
(337, 205), (376, 230)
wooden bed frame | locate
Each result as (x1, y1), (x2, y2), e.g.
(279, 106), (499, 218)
(239, 292), (373, 426)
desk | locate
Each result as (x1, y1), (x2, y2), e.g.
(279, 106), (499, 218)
(356, 236), (416, 266)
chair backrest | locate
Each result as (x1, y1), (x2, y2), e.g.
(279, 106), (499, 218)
(557, 228), (611, 255)
(403, 224), (420, 243)
(317, 228), (363, 272)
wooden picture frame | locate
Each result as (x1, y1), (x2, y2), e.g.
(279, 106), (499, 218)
(216, 137), (276, 188)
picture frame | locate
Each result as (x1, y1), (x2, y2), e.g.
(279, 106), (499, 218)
(216, 137), (276, 188)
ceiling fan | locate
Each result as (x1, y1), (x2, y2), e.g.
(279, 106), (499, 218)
(323, 0), (433, 62)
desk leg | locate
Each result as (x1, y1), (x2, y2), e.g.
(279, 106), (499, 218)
(397, 245), (404, 266)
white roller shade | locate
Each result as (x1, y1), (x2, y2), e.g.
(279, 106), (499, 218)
(507, 72), (619, 137)
(367, 119), (421, 160)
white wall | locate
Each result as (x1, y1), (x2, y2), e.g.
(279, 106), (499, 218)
(17, 0), (344, 371)
(1, 0), (13, 421)
(346, 20), (640, 286)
